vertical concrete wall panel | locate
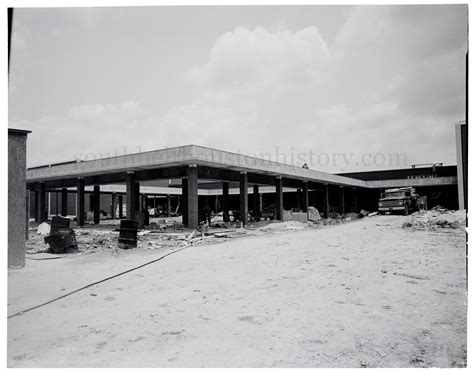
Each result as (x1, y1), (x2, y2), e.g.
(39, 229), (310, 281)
(8, 130), (30, 268)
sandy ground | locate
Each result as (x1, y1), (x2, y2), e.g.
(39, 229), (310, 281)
(8, 214), (467, 368)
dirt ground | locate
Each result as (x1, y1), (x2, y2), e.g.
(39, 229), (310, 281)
(8, 212), (467, 368)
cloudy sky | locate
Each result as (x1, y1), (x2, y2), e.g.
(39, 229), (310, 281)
(9, 5), (467, 172)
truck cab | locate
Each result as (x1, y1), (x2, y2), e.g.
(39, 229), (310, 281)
(378, 187), (419, 215)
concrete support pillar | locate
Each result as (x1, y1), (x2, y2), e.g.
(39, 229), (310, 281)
(25, 190), (30, 240)
(34, 190), (39, 222)
(186, 165), (199, 229)
(222, 182), (230, 222)
(111, 193), (116, 219)
(352, 188), (358, 213)
(143, 194), (148, 211)
(76, 178), (85, 226)
(252, 185), (261, 216)
(61, 188), (68, 216)
(8, 129), (30, 268)
(37, 182), (47, 223)
(339, 186), (345, 215)
(167, 194), (171, 215)
(296, 188), (302, 210)
(322, 184), (329, 219)
(118, 195), (123, 218)
(275, 177), (283, 220)
(182, 178), (188, 226)
(126, 172), (137, 220)
(93, 185), (100, 224)
(240, 172), (248, 226)
(134, 182), (140, 214)
(302, 181), (309, 213)
(455, 121), (467, 210)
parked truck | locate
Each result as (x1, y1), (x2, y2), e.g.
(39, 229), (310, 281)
(378, 187), (420, 215)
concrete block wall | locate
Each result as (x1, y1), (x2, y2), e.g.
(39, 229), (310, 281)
(8, 130), (29, 268)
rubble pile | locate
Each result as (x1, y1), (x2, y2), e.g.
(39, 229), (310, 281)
(259, 221), (307, 232)
(402, 207), (466, 231)
(26, 209), (371, 257)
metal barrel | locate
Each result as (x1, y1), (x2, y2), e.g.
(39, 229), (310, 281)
(117, 219), (138, 249)
(50, 215), (71, 234)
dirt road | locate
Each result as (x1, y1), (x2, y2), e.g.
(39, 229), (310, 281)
(8, 214), (466, 367)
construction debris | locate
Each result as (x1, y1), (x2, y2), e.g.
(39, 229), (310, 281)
(308, 206), (321, 222)
(137, 230), (151, 236)
(402, 208), (466, 231)
(283, 210), (308, 223)
(37, 222), (51, 235)
(260, 221), (306, 232)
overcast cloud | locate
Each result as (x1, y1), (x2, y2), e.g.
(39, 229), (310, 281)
(9, 5), (467, 172)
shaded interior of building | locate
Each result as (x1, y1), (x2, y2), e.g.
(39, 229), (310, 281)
(27, 163), (460, 229)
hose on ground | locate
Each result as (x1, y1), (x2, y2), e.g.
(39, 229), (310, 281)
(8, 243), (193, 319)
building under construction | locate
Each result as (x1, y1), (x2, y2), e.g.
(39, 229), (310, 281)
(25, 145), (462, 229)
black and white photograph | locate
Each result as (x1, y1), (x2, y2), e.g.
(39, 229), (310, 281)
(5, 0), (469, 370)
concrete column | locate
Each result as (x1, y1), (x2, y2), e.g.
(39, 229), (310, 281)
(138, 194), (143, 211)
(240, 172), (248, 226)
(134, 182), (140, 214)
(61, 188), (68, 216)
(182, 178), (188, 226)
(25, 190), (30, 240)
(352, 188), (358, 213)
(93, 185), (100, 224)
(222, 182), (230, 222)
(34, 190), (39, 222)
(8, 129), (30, 268)
(126, 172), (137, 220)
(296, 188), (302, 210)
(186, 165), (199, 229)
(302, 181), (309, 213)
(167, 195), (171, 215)
(455, 121), (467, 210)
(142, 194), (147, 211)
(38, 182), (47, 223)
(339, 186), (345, 214)
(275, 177), (283, 220)
(322, 184), (329, 219)
(118, 195), (123, 218)
(111, 193), (116, 219)
(76, 178), (85, 226)
(252, 185), (261, 216)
